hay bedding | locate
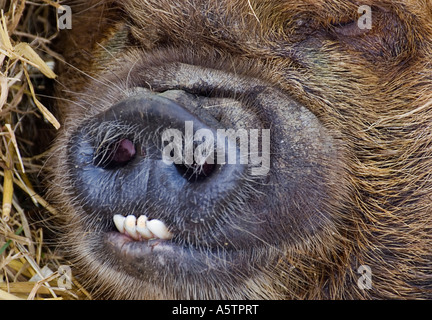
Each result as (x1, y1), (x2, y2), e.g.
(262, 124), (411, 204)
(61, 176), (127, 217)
(0, 0), (89, 300)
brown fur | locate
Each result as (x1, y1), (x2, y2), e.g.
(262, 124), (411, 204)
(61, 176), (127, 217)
(47, 0), (432, 299)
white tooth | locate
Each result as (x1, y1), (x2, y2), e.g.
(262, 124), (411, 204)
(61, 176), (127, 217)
(146, 219), (173, 240)
(113, 214), (126, 234)
(124, 215), (139, 240)
(136, 215), (155, 240)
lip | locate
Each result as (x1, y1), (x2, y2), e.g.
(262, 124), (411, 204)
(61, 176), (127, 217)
(103, 230), (239, 277)
(105, 231), (179, 257)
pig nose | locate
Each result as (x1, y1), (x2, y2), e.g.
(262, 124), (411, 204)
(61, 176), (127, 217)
(89, 92), (238, 180)
(67, 91), (247, 221)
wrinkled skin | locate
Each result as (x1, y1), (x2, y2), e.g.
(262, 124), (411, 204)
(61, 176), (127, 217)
(47, 0), (432, 299)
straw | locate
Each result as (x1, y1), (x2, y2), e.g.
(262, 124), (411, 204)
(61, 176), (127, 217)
(0, 0), (90, 300)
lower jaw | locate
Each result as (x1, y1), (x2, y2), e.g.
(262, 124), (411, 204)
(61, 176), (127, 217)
(105, 231), (226, 276)
(102, 231), (261, 284)
(90, 234), (270, 299)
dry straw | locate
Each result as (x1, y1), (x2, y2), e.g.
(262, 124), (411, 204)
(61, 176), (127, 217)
(0, 0), (90, 300)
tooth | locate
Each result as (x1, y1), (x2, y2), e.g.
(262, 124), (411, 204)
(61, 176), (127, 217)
(113, 214), (125, 233)
(146, 219), (173, 240)
(136, 215), (155, 240)
(124, 215), (139, 240)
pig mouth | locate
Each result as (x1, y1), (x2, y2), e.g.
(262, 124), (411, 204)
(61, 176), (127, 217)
(63, 63), (339, 294)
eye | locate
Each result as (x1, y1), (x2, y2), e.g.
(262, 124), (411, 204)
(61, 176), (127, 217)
(333, 20), (371, 37)
(332, 6), (374, 37)
(328, 7), (406, 59)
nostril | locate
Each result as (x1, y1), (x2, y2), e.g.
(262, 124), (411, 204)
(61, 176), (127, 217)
(173, 139), (217, 181)
(94, 138), (137, 169)
(175, 160), (216, 182)
(112, 139), (136, 164)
